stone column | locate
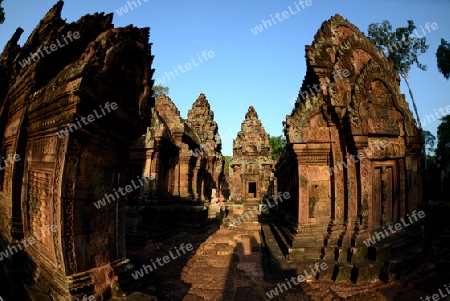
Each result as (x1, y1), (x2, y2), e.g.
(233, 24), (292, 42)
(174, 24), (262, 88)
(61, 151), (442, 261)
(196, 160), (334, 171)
(150, 150), (160, 192)
(192, 158), (201, 200)
(292, 143), (331, 224)
(172, 133), (183, 197)
(143, 149), (154, 191)
(179, 155), (191, 198)
(231, 164), (241, 201)
(290, 142), (331, 254)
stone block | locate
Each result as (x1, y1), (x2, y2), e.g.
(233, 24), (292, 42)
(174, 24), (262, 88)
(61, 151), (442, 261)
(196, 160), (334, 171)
(349, 246), (368, 262)
(291, 234), (323, 248)
(368, 244), (391, 261)
(215, 243), (234, 256)
(332, 263), (353, 282)
(289, 247), (323, 263)
(321, 246), (336, 261)
(335, 247), (351, 262)
(208, 206), (221, 218)
(317, 261), (335, 280)
(351, 262), (382, 284)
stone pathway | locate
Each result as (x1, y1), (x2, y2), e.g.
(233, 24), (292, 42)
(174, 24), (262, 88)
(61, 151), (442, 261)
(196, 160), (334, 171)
(125, 220), (450, 301)
(181, 225), (266, 300)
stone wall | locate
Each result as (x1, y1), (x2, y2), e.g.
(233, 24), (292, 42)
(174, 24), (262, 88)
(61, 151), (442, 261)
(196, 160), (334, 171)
(270, 14), (423, 282)
(132, 93), (224, 203)
(0, 2), (153, 300)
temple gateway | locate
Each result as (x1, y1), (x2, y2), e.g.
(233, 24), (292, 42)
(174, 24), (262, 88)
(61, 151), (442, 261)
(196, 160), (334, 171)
(0, 2), (425, 299)
(229, 106), (274, 203)
(267, 14), (423, 281)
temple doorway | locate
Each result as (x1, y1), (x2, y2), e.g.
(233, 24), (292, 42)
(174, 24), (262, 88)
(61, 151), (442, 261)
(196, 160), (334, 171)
(248, 182), (257, 198)
(372, 163), (397, 230)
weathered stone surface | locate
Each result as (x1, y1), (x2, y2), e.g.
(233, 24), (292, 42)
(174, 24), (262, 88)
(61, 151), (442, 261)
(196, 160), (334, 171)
(0, 5), (443, 300)
(187, 93), (225, 201)
(133, 93), (224, 202)
(230, 106), (274, 202)
(351, 262), (382, 285)
(332, 263), (354, 282)
(125, 204), (450, 300)
(0, 1), (153, 300)
(268, 14), (424, 283)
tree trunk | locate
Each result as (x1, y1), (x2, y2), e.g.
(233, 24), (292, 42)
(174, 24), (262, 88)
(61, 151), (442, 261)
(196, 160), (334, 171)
(401, 73), (421, 128)
(401, 73), (427, 169)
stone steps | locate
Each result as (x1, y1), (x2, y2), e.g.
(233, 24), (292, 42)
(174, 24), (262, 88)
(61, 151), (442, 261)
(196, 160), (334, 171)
(243, 202), (260, 223)
(268, 223), (291, 259)
(261, 221), (427, 284)
(261, 224), (296, 280)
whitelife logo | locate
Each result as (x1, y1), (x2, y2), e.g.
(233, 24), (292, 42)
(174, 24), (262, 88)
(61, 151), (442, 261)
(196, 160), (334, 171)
(131, 243), (193, 280)
(363, 210), (426, 247)
(93, 174), (155, 209)
(229, 192), (290, 227)
(18, 31), (81, 68)
(327, 140), (388, 176)
(0, 154), (20, 171)
(115, 0), (149, 16)
(287, 68), (350, 106)
(420, 282), (450, 301)
(250, 0), (312, 35)
(384, 21), (439, 56)
(155, 50), (215, 85)
(190, 141), (216, 157)
(0, 225), (57, 261)
(266, 262), (328, 298)
(57, 102), (118, 138)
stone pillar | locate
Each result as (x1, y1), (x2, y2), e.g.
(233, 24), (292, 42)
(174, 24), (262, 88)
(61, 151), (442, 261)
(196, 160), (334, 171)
(398, 158), (406, 219)
(292, 143), (331, 224)
(191, 157), (199, 200)
(297, 161), (309, 224)
(143, 149), (154, 191)
(347, 150), (359, 230)
(179, 156), (191, 198)
(150, 150), (160, 192)
(172, 133), (183, 197)
(192, 158), (201, 200)
(289, 142), (331, 258)
(240, 174), (246, 201)
(231, 164), (241, 201)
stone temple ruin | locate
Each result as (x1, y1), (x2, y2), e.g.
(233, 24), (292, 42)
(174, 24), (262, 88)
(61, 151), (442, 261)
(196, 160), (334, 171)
(229, 106), (274, 203)
(0, 2), (428, 300)
(267, 14), (423, 282)
(0, 2), (155, 300)
(132, 92), (224, 201)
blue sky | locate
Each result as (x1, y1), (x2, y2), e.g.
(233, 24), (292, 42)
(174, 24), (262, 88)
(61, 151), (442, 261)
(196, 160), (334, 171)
(1, 0), (449, 155)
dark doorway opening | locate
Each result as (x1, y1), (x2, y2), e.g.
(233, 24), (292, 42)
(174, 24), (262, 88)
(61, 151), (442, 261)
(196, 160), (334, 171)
(248, 182), (257, 198)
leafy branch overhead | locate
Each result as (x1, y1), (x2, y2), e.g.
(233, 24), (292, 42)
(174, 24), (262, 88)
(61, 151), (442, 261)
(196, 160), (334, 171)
(0, 0), (5, 24)
(268, 134), (286, 160)
(436, 38), (450, 80)
(368, 20), (429, 128)
(423, 130), (436, 154)
(152, 85), (169, 98)
(437, 115), (450, 166)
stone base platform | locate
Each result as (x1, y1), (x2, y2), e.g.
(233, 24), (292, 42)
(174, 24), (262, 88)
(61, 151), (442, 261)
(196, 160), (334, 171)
(261, 221), (426, 284)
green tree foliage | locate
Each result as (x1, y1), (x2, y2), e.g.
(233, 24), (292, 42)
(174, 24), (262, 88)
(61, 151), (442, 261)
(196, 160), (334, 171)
(268, 134), (286, 160)
(224, 156), (232, 175)
(368, 20), (429, 128)
(436, 115), (450, 165)
(152, 85), (169, 98)
(436, 38), (450, 80)
(423, 130), (436, 154)
(0, 0), (5, 24)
